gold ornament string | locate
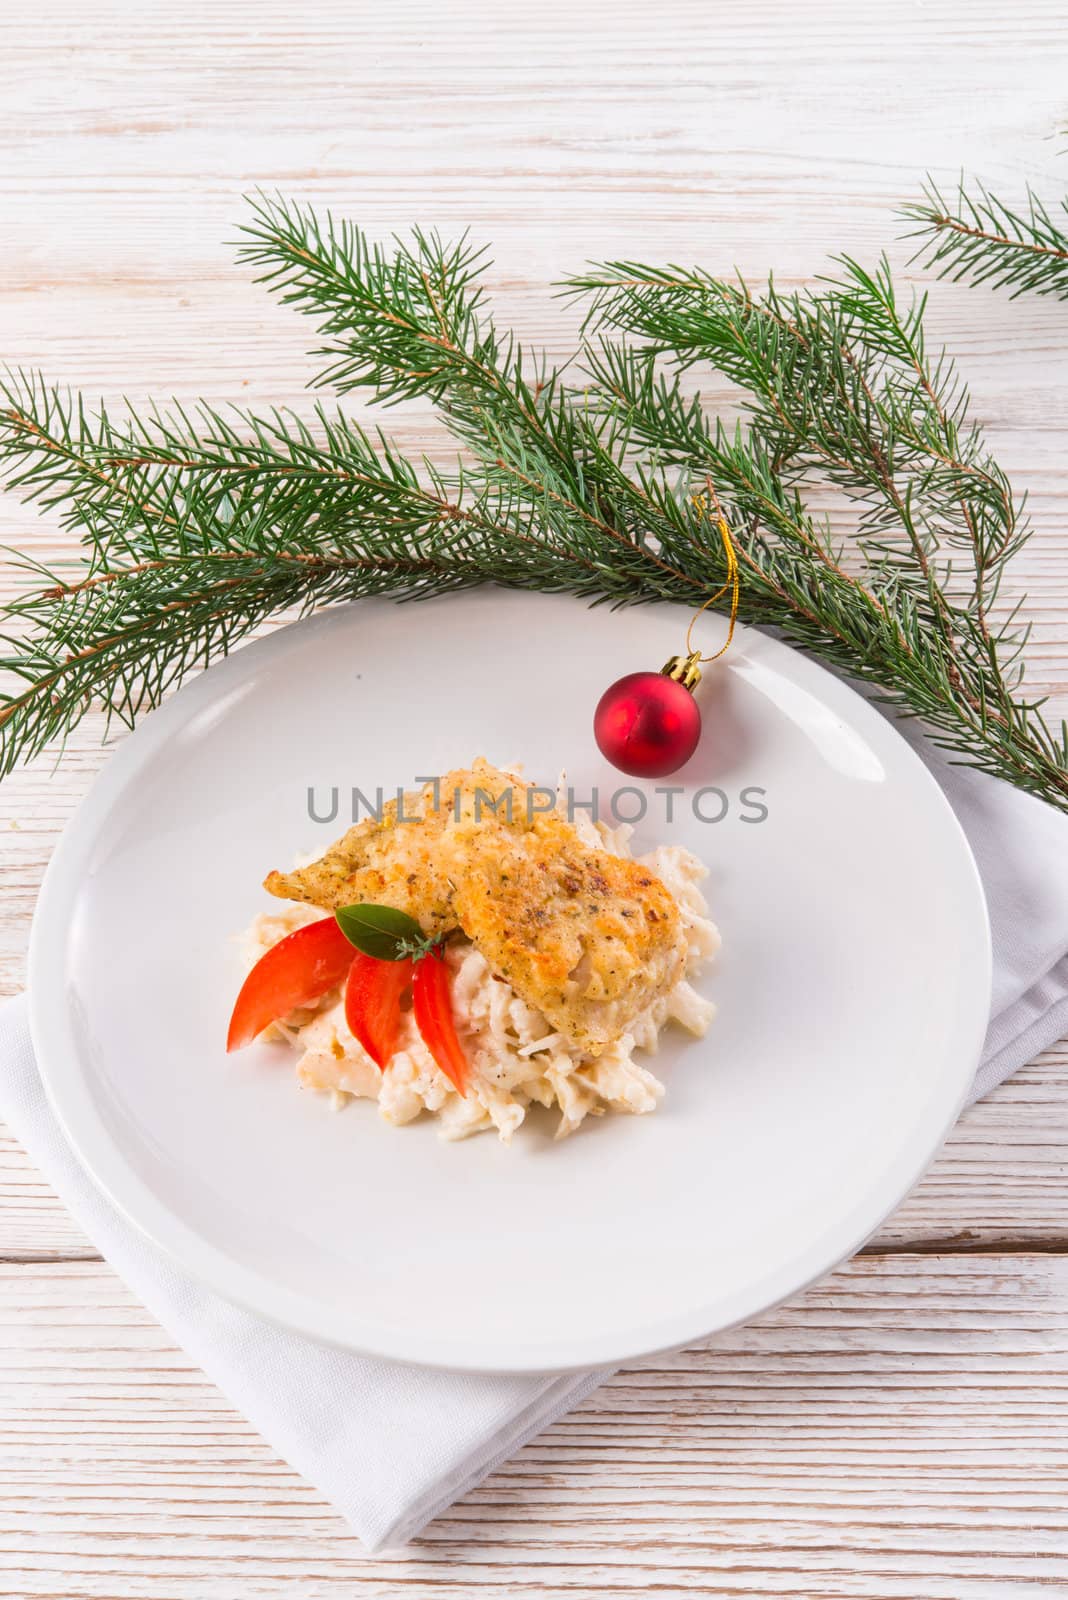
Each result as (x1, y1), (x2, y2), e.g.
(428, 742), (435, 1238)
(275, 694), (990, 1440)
(685, 481), (740, 663)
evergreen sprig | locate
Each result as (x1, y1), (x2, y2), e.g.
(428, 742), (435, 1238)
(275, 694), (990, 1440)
(902, 175), (1068, 301)
(0, 194), (1065, 811)
(569, 255), (1066, 805)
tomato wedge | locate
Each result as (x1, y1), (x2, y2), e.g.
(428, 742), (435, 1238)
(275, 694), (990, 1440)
(344, 951), (414, 1069)
(227, 916), (356, 1052)
(412, 949), (469, 1097)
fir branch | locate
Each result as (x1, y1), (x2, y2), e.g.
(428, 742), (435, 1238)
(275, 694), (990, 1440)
(238, 194), (714, 597)
(237, 195), (570, 478)
(0, 508), (484, 775)
(0, 372), (483, 563)
(902, 175), (1068, 301)
(0, 198), (1065, 813)
(570, 254), (1068, 806)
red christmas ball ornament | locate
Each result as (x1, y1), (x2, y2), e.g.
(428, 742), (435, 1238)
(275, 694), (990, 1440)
(594, 653), (703, 778)
(594, 487), (741, 778)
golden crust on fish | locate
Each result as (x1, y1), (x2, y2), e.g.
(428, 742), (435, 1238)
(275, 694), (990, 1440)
(446, 810), (686, 1055)
(264, 760), (687, 1055)
(263, 763), (517, 924)
(263, 799), (455, 934)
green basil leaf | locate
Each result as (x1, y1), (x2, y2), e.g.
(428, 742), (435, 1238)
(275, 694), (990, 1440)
(334, 902), (428, 961)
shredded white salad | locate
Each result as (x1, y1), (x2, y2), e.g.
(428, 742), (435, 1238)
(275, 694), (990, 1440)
(240, 813), (718, 1143)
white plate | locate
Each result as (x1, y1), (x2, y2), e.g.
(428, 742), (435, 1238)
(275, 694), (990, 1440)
(28, 591), (990, 1373)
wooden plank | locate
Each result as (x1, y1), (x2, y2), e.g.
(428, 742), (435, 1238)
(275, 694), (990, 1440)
(1, 1254), (1067, 1597)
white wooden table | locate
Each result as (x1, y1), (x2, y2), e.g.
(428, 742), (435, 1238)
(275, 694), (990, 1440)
(2, 3), (1067, 1593)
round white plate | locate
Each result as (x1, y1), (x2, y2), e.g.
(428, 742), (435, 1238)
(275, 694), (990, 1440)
(29, 591), (990, 1373)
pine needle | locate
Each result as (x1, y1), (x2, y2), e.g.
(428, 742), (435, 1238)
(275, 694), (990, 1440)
(902, 175), (1068, 301)
(0, 196), (1064, 811)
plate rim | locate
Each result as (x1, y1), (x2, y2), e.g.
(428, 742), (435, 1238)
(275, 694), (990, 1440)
(27, 594), (993, 1373)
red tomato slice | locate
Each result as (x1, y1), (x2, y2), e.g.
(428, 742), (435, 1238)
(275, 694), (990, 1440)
(412, 950), (469, 1097)
(344, 951), (414, 1069)
(227, 917), (356, 1052)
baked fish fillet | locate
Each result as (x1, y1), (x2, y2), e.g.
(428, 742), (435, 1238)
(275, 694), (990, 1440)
(264, 761), (688, 1055)
(264, 795), (454, 934)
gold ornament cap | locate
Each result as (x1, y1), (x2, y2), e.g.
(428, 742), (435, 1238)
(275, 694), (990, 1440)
(661, 650), (702, 691)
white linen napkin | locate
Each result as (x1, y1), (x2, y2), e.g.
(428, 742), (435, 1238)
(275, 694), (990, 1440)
(2, 747), (1067, 1551)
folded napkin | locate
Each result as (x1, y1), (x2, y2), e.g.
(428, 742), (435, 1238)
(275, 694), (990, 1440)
(2, 742), (1068, 1550)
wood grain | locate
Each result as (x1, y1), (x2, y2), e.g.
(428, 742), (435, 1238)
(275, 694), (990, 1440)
(3, 1256), (1068, 1598)
(1, 0), (1068, 1594)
